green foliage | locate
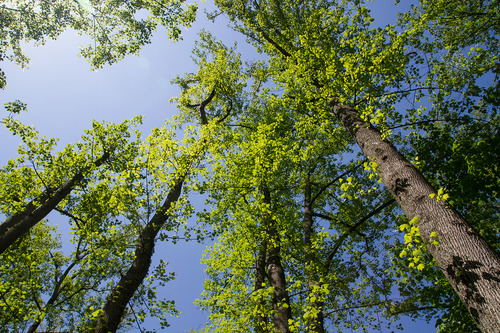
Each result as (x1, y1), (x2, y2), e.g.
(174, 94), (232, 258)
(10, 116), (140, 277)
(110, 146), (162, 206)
(0, 116), (200, 331)
(174, 31), (407, 332)
(1, 0), (499, 331)
(3, 100), (27, 116)
(0, 221), (60, 331)
(192, 0), (500, 331)
(0, 116), (142, 217)
(0, 0), (197, 69)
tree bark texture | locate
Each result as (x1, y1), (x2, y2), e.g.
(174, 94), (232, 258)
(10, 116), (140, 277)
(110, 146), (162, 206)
(262, 186), (292, 333)
(95, 177), (184, 333)
(0, 151), (110, 255)
(331, 102), (500, 332)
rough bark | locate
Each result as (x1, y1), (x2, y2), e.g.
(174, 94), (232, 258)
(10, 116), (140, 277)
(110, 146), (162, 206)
(95, 177), (184, 333)
(0, 151), (110, 255)
(262, 185), (292, 333)
(303, 179), (325, 333)
(332, 102), (500, 332)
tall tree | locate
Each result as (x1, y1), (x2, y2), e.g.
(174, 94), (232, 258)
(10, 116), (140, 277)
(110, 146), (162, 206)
(383, 1), (500, 330)
(331, 101), (500, 332)
(207, 0), (500, 330)
(181, 34), (407, 332)
(93, 31), (246, 328)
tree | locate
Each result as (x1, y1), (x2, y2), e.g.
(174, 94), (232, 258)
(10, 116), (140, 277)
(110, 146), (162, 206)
(193, 88), (402, 332)
(331, 101), (500, 332)
(93, 123), (205, 332)
(0, 117), (169, 331)
(93, 33), (245, 328)
(0, 117), (142, 254)
(173, 32), (412, 332)
(202, 0), (500, 331)
(381, 1), (500, 330)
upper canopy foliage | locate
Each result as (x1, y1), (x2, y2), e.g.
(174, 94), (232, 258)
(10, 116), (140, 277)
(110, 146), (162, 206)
(0, 0), (197, 69)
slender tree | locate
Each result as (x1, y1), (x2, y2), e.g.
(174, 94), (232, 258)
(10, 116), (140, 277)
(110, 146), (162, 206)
(94, 110), (212, 332)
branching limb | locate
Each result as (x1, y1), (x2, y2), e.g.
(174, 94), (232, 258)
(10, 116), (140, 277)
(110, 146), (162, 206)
(325, 199), (396, 270)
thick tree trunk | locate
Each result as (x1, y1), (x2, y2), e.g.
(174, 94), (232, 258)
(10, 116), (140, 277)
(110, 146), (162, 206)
(94, 177), (184, 333)
(253, 237), (269, 332)
(262, 186), (292, 333)
(0, 151), (110, 255)
(331, 102), (500, 332)
(303, 179), (325, 333)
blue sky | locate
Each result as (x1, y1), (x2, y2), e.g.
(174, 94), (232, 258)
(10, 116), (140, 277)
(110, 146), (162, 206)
(0, 0), (438, 332)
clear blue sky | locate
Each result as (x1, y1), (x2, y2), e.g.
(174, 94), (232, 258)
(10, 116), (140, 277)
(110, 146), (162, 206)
(0, 0), (438, 332)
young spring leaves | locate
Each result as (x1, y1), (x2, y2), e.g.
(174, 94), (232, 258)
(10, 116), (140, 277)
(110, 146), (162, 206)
(0, 0), (197, 69)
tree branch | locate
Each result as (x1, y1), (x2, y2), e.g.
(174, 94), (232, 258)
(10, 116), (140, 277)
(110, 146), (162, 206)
(310, 162), (364, 205)
(325, 199), (396, 270)
(0, 150), (111, 254)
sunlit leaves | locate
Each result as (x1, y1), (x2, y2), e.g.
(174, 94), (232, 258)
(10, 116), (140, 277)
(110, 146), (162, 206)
(171, 30), (248, 126)
(0, 221), (60, 331)
(1, 0), (197, 69)
(0, 114), (201, 331)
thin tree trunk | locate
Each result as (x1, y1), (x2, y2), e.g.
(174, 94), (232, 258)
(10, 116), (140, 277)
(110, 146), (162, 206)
(27, 256), (82, 333)
(331, 102), (500, 332)
(0, 151), (110, 255)
(303, 179), (325, 333)
(94, 91), (216, 333)
(94, 177), (184, 333)
(253, 237), (269, 332)
(262, 185), (292, 333)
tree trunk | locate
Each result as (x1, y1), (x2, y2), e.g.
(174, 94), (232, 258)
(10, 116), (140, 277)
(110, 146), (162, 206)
(94, 177), (184, 333)
(253, 237), (269, 332)
(0, 151), (110, 255)
(95, 91), (216, 332)
(303, 179), (325, 333)
(331, 102), (500, 332)
(262, 185), (292, 333)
